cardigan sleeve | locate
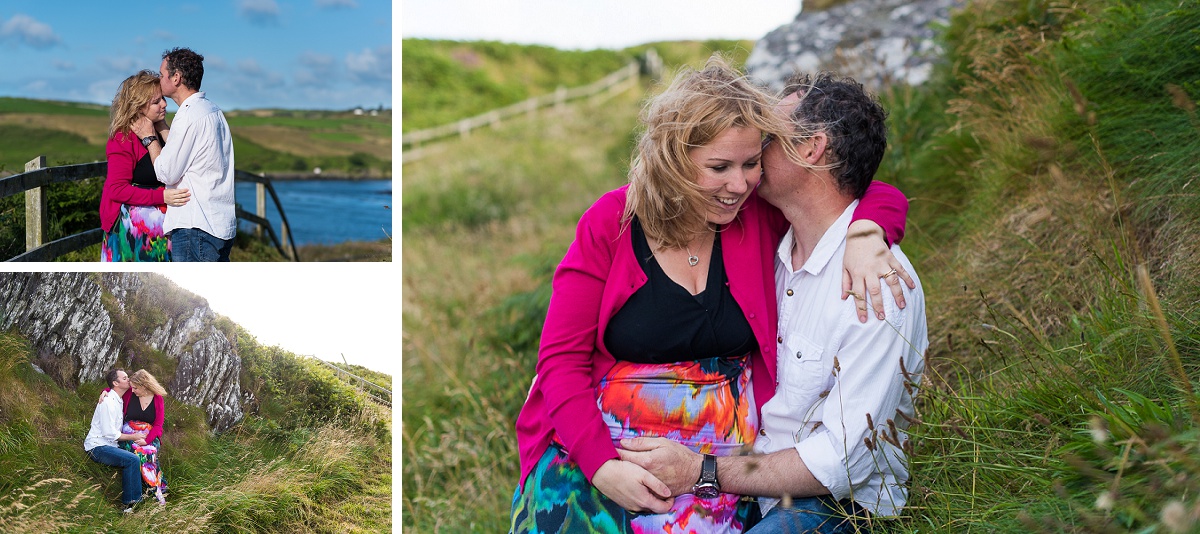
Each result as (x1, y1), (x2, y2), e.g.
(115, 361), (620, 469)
(105, 135), (166, 206)
(850, 181), (908, 245)
(145, 395), (165, 444)
(533, 198), (622, 481)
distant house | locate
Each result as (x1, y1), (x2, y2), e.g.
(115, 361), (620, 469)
(353, 108), (364, 116)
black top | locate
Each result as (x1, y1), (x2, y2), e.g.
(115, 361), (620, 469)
(603, 218), (757, 364)
(125, 394), (157, 425)
(132, 153), (159, 189)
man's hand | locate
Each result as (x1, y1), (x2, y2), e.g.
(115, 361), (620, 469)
(618, 437), (703, 498)
(843, 220), (914, 323)
(591, 459), (674, 514)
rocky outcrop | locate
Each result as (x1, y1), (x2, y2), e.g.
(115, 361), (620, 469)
(747, 0), (964, 91)
(0, 272), (243, 431)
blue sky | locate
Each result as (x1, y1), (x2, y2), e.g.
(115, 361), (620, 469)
(0, 0), (391, 111)
(402, 0), (799, 51)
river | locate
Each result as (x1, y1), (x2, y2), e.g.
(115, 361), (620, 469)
(234, 178), (393, 245)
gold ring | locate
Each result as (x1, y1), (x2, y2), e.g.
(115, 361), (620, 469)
(882, 268), (898, 279)
(847, 291), (864, 301)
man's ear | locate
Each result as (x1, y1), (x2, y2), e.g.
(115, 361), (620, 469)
(803, 132), (828, 164)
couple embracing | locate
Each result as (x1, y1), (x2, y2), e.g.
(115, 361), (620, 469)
(511, 57), (929, 533)
(99, 47), (236, 262)
(83, 369), (170, 512)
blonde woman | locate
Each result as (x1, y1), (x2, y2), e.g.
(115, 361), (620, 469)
(121, 369), (169, 501)
(509, 57), (911, 533)
(100, 70), (190, 261)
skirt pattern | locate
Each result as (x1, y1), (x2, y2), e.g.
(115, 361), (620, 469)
(102, 203), (170, 262)
(511, 355), (758, 533)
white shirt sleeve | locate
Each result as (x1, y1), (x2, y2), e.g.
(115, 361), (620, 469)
(793, 290), (923, 500)
(154, 106), (199, 186)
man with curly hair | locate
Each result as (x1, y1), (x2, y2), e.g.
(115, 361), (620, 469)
(136, 47), (237, 261)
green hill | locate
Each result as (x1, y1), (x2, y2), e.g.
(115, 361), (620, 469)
(402, 1), (1200, 531)
(0, 97), (390, 175)
(0, 323), (391, 532)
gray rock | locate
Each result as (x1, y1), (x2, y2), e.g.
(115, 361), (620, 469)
(0, 272), (244, 432)
(747, 0), (964, 92)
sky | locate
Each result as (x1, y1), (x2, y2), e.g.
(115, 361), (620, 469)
(162, 264), (397, 379)
(401, 0), (800, 50)
(0, 0), (391, 111)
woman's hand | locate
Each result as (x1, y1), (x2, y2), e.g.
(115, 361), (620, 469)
(131, 116), (155, 139)
(842, 220), (915, 323)
(163, 188), (191, 207)
(591, 459), (674, 514)
(135, 438), (148, 446)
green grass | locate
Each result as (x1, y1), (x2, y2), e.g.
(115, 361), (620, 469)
(0, 325), (391, 533)
(0, 96), (108, 116)
(0, 124), (103, 171)
(402, 9), (1200, 531)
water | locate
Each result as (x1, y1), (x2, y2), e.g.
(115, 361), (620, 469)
(234, 179), (393, 245)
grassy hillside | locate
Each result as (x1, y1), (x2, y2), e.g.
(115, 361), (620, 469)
(403, 1), (1199, 531)
(401, 38), (755, 134)
(0, 97), (391, 175)
(0, 324), (391, 533)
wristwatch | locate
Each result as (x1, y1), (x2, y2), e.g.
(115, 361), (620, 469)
(692, 453), (720, 499)
(140, 135), (159, 148)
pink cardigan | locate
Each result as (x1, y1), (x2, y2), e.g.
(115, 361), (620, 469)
(100, 132), (166, 232)
(515, 181), (908, 487)
(121, 389), (166, 445)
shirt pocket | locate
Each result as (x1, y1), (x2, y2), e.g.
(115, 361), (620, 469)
(780, 334), (829, 405)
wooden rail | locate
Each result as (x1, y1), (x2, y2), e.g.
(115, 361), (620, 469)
(311, 357), (392, 408)
(401, 61), (642, 162)
(0, 156), (299, 262)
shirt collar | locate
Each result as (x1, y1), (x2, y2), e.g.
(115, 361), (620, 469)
(181, 91), (205, 106)
(775, 199), (860, 276)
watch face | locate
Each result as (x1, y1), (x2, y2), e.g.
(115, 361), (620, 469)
(693, 483), (720, 500)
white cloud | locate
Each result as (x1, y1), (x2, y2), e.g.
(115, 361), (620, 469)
(316, 0), (358, 8)
(345, 45), (390, 84)
(239, 0), (282, 25)
(1, 14), (62, 49)
(53, 59), (74, 71)
(96, 56), (139, 75)
(295, 51), (336, 87)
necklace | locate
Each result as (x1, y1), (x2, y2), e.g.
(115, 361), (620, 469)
(685, 245), (700, 267)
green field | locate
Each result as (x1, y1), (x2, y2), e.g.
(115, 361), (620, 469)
(0, 98), (391, 174)
(403, 1), (1200, 532)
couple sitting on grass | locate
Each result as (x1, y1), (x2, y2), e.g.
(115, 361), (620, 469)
(83, 368), (169, 512)
(510, 57), (928, 533)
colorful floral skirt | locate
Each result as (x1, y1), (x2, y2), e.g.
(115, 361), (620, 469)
(118, 421), (167, 504)
(102, 203), (170, 262)
(511, 355), (758, 533)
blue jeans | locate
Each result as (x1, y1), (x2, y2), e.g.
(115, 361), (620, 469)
(170, 228), (232, 262)
(87, 445), (143, 505)
(746, 496), (868, 534)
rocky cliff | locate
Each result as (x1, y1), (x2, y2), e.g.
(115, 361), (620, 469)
(0, 272), (244, 431)
(747, 0), (964, 91)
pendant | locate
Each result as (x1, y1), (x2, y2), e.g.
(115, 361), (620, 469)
(688, 255), (699, 267)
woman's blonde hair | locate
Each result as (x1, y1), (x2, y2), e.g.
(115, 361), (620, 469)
(108, 70), (161, 140)
(624, 55), (802, 249)
(130, 369), (168, 397)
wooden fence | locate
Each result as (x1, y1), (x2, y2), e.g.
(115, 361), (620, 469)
(312, 357), (392, 407)
(0, 155), (299, 261)
(401, 61), (642, 162)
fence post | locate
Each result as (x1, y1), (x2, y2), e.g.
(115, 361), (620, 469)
(24, 156), (47, 252)
(255, 178), (266, 240)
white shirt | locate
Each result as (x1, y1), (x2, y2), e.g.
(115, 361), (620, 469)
(756, 200), (928, 517)
(84, 389), (125, 451)
(155, 91), (237, 240)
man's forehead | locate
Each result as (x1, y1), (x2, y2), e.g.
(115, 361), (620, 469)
(777, 92), (801, 115)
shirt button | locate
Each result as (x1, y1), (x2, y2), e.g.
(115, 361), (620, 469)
(796, 351), (803, 359)
(786, 289), (794, 296)
(777, 336), (783, 344)
(759, 429), (767, 436)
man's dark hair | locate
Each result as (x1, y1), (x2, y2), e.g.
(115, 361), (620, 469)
(782, 72), (888, 199)
(163, 47), (205, 91)
(104, 368), (125, 389)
